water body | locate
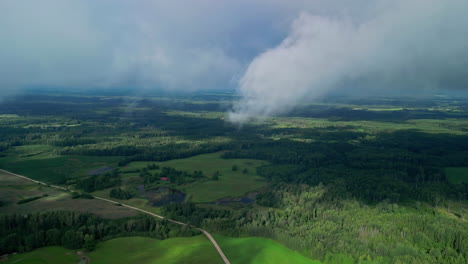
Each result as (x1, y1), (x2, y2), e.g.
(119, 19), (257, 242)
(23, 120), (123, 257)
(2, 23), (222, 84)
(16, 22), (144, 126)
(200, 192), (258, 205)
(207, 197), (254, 204)
(145, 186), (186, 207)
(87, 167), (115, 176)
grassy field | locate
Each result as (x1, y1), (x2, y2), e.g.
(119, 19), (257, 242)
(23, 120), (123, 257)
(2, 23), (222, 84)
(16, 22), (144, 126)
(1, 236), (220, 264)
(0, 171), (137, 219)
(0, 145), (120, 183)
(445, 167), (468, 184)
(3, 247), (78, 264)
(89, 236), (221, 264)
(3, 236), (320, 264)
(268, 117), (468, 135)
(217, 235), (320, 264)
(124, 152), (269, 202)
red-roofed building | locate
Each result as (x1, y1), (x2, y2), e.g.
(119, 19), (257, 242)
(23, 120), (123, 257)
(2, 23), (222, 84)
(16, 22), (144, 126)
(161, 177), (168, 181)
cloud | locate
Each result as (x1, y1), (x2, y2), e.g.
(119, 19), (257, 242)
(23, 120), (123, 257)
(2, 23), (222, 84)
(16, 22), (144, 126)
(229, 0), (468, 123)
(0, 0), (287, 94)
(0, 0), (107, 94)
(1, 0), (467, 109)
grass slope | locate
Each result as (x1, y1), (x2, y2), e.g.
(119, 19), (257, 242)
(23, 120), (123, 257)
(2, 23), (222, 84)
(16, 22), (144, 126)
(215, 235), (321, 264)
(88, 236), (221, 264)
(3, 236), (320, 264)
(3, 247), (78, 264)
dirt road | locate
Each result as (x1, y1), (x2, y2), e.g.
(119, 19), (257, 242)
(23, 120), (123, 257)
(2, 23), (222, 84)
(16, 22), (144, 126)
(0, 169), (231, 264)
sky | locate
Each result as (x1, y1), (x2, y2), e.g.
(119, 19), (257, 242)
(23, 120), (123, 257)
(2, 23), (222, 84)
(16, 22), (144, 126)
(1, 0), (467, 122)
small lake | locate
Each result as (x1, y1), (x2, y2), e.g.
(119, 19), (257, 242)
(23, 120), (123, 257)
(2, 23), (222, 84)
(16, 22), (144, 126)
(144, 186), (186, 207)
(200, 192), (258, 205)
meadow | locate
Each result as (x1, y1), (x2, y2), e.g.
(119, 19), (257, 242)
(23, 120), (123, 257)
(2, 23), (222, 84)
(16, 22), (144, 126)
(0, 146), (120, 184)
(3, 235), (318, 264)
(89, 236), (221, 264)
(0, 170), (136, 219)
(123, 152), (269, 202)
(2, 247), (78, 264)
(215, 235), (320, 264)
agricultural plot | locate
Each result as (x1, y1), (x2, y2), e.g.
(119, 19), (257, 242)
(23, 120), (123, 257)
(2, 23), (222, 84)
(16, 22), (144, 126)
(0, 147), (120, 183)
(89, 236), (221, 264)
(268, 117), (468, 135)
(3, 236), (320, 264)
(215, 235), (320, 264)
(2, 247), (78, 264)
(0, 171), (136, 219)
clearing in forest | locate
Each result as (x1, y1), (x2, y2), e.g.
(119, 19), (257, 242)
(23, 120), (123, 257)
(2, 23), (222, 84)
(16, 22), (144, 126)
(124, 152), (269, 203)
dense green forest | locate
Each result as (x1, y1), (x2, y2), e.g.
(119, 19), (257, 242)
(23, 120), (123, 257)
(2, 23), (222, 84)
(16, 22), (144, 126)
(0, 211), (198, 255)
(0, 92), (467, 263)
(162, 185), (467, 264)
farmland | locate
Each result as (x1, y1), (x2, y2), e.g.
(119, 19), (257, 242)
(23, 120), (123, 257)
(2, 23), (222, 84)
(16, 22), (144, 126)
(215, 235), (320, 264)
(0, 170), (136, 219)
(2, 247), (78, 264)
(3, 235), (318, 264)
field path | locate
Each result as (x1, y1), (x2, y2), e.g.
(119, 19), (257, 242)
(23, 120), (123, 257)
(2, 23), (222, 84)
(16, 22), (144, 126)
(0, 169), (231, 264)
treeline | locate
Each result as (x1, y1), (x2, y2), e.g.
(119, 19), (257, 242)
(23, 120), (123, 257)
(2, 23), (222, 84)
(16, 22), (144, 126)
(52, 138), (97, 147)
(161, 203), (233, 228)
(76, 170), (121, 192)
(116, 143), (227, 166)
(287, 106), (459, 121)
(109, 188), (134, 200)
(17, 194), (48, 205)
(0, 211), (199, 255)
(60, 142), (228, 166)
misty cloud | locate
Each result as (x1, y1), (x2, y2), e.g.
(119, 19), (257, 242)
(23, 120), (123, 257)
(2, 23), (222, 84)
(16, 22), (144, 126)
(0, 0), (289, 94)
(229, 0), (468, 123)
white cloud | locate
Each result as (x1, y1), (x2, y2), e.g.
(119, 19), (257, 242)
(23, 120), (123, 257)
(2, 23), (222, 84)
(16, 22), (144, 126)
(0, 0), (255, 94)
(229, 0), (468, 123)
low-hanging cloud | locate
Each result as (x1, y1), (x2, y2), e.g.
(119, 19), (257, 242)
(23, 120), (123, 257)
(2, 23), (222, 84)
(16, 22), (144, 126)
(0, 0), (288, 95)
(229, 0), (468, 123)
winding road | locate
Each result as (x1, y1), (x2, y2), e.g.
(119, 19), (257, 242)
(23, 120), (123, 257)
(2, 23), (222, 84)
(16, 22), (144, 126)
(0, 169), (231, 264)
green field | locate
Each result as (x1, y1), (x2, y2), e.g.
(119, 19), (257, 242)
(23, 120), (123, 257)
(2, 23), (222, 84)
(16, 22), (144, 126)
(0, 171), (137, 219)
(124, 152), (269, 202)
(0, 146), (120, 183)
(268, 117), (468, 135)
(445, 167), (468, 184)
(3, 247), (78, 264)
(3, 236), (320, 264)
(215, 235), (320, 264)
(89, 236), (221, 264)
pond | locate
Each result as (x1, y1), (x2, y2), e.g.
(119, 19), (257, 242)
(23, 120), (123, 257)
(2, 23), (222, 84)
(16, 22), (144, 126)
(144, 186), (186, 207)
(200, 192), (258, 205)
